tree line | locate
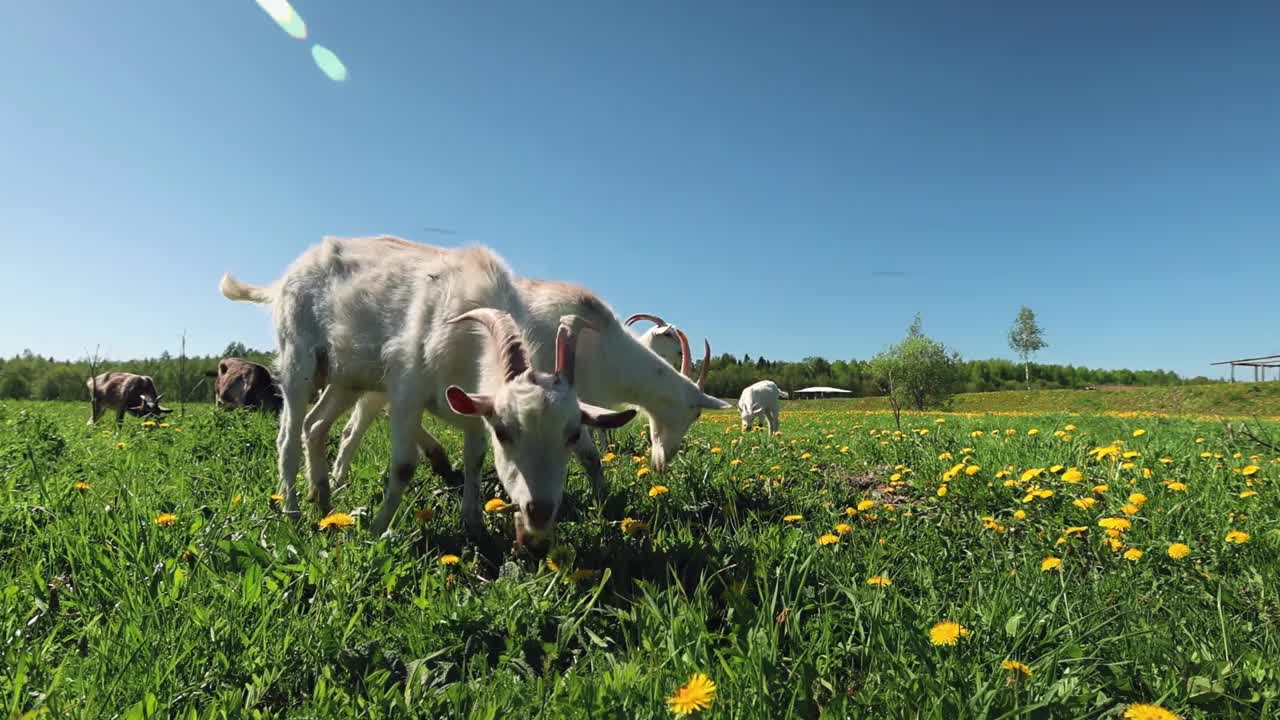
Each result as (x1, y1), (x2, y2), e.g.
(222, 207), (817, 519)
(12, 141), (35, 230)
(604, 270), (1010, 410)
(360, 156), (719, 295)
(0, 341), (1212, 403)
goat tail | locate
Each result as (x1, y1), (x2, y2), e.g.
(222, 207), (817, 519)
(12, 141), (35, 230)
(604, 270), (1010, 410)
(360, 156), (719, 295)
(219, 273), (273, 304)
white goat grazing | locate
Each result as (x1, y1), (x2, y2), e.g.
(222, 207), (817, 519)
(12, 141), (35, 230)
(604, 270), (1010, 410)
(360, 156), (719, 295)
(624, 313), (682, 368)
(325, 270), (733, 496)
(738, 380), (788, 433)
(219, 236), (637, 541)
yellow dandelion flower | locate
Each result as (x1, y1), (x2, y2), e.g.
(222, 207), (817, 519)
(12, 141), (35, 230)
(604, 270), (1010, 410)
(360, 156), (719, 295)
(1124, 547), (1144, 561)
(1242, 465), (1260, 476)
(857, 500), (876, 512)
(648, 485), (670, 498)
(1133, 429), (1146, 437)
(1063, 526), (1089, 537)
(709, 447), (722, 454)
(928, 621), (970, 646)
(115, 442), (127, 450)
(965, 465), (981, 476)
(1098, 517), (1131, 532)
(1225, 530), (1250, 544)
(621, 517), (648, 536)
(937, 485), (949, 497)
(1167, 482), (1187, 493)
(818, 533), (840, 546)
(935, 418), (946, 424)
(771, 465), (782, 471)
(1128, 492), (1148, 506)
(783, 514), (803, 523)
(484, 498), (508, 513)
(1121, 504), (1140, 516)
(867, 575), (892, 586)
(158, 422), (170, 428)
(1062, 468), (1083, 483)
(1027, 428), (1040, 436)
(1121, 462), (1136, 471)
(730, 458), (743, 466)
(1013, 510), (1027, 520)
(637, 467), (652, 479)
(938, 452), (953, 460)
(1092, 484), (1109, 495)
(601, 452), (616, 462)
(1020, 468), (1044, 482)
(231, 495), (242, 505)
(1040, 557), (1062, 572)
(545, 545), (574, 572)
(1123, 702), (1181, 720)
(270, 493), (284, 505)
(319, 512), (354, 531)
(155, 513), (177, 527)
(1064, 424), (1077, 431)
(74, 481), (92, 492)
(834, 523), (853, 536)
(1001, 660), (1032, 677)
(1240, 490), (1258, 499)
(1072, 498), (1097, 510)
(1167, 543), (1190, 559)
(667, 673), (716, 716)
(439, 554), (461, 565)
(142, 420), (157, 428)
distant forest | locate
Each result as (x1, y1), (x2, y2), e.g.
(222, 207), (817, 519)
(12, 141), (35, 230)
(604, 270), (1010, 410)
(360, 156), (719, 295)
(0, 342), (1217, 403)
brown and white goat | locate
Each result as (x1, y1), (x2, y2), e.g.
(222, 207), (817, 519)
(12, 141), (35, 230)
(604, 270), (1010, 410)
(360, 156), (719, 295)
(87, 372), (172, 424)
(219, 235), (636, 541)
(207, 357), (282, 413)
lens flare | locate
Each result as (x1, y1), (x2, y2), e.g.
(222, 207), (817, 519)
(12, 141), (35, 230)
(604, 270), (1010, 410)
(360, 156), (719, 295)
(311, 45), (348, 82)
(255, 0), (307, 40)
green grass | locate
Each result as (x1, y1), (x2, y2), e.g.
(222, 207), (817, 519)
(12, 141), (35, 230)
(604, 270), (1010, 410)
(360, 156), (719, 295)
(3, 401), (1279, 719)
(794, 382), (1280, 418)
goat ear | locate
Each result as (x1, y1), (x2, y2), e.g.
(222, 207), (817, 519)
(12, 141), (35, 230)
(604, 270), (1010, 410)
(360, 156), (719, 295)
(445, 386), (493, 417)
(579, 402), (637, 430)
(698, 394), (733, 410)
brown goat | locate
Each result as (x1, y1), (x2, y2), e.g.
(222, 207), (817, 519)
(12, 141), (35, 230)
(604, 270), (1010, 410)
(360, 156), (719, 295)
(206, 357), (282, 413)
(87, 372), (173, 425)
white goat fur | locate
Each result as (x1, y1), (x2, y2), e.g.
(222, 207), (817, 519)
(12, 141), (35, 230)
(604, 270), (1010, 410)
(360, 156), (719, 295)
(219, 235), (634, 539)
(323, 269), (732, 494)
(636, 326), (682, 368)
(738, 380), (788, 433)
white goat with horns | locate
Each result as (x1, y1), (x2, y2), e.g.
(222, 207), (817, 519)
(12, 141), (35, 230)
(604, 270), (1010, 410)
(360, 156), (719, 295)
(319, 254), (732, 503)
(219, 236), (637, 542)
(623, 313), (683, 369)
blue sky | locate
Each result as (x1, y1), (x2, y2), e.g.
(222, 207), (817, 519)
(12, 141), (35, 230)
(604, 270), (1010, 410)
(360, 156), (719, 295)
(1, 2), (1276, 379)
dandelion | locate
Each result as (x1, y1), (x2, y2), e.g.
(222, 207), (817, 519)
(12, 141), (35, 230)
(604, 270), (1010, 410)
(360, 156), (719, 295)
(621, 517), (648, 536)
(1063, 526), (1089, 537)
(439, 554), (461, 565)
(937, 485), (949, 497)
(1001, 660), (1033, 678)
(730, 458), (743, 466)
(1225, 530), (1250, 544)
(818, 533), (839, 546)
(928, 621), (970, 646)
(1240, 490), (1258, 499)
(857, 500), (877, 512)
(155, 513), (177, 526)
(667, 673), (716, 716)
(158, 422), (171, 428)
(1062, 468), (1083, 483)
(1133, 429), (1147, 437)
(938, 452), (953, 460)
(1020, 468), (1044, 482)
(601, 452), (616, 463)
(867, 575), (892, 586)
(231, 495), (242, 505)
(1040, 557), (1062, 572)
(1159, 457), (1173, 465)
(1013, 510), (1027, 520)
(1089, 445), (1120, 461)
(115, 442), (127, 450)
(1167, 543), (1190, 559)
(1064, 424), (1077, 431)
(965, 465), (980, 476)
(783, 514), (803, 523)
(1092, 484), (1109, 495)
(1027, 428), (1040, 436)
(1099, 517), (1131, 532)
(1167, 482), (1187, 493)
(270, 493), (284, 505)
(839, 446), (849, 454)
(142, 420), (157, 428)
(319, 512), (354, 531)
(1121, 504), (1140, 516)
(1072, 498), (1096, 510)
(484, 498), (508, 513)
(1123, 703), (1181, 720)
(546, 545), (575, 572)
(637, 467), (652, 479)
(890, 472), (903, 482)
(1242, 465), (1260, 476)
(1124, 548), (1144, 561)
(834, 523), (853, 536)
(1128, 492), (1148, 506)
(74, 481), (92, 492)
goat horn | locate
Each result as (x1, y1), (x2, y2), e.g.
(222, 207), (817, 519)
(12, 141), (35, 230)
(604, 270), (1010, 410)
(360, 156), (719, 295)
(624, 313), (668, 328)
(449, 308), (530, 383)
(675, 328), (693, 379)
(698, 339), (711, 389)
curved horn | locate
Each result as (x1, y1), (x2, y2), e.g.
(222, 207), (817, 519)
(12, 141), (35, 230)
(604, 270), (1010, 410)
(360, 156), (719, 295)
(449, 308), (530, 382)
(674, 328), (693, 379)
(154, 394), (164, 403)
(624, 313), (668, 328)
(697, 338), (711, 389)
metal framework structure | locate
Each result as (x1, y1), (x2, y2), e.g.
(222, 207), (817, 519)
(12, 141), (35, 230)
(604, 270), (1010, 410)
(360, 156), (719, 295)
(1210, 354), (1280, 382)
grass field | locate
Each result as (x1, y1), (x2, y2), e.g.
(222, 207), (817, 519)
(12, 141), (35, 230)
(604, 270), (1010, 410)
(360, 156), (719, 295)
(794, 382), (1280, 419)
(3, 400), (1278, 719)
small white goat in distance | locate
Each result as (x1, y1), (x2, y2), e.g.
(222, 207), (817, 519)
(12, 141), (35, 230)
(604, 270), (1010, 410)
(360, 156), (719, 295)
(322, 268), (732, 501)
(738, 380), (788, 433)
(219, 236), (637, 542)
(624, 313), (682, 368)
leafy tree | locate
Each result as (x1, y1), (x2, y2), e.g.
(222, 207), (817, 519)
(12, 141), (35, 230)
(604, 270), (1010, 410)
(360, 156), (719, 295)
(1008, 306), (1048, 390)
(871, 315), (963, 423)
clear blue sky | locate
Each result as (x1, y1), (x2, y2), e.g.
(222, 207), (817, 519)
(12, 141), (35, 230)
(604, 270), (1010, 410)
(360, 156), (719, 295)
(2, 2), (1277, 379)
